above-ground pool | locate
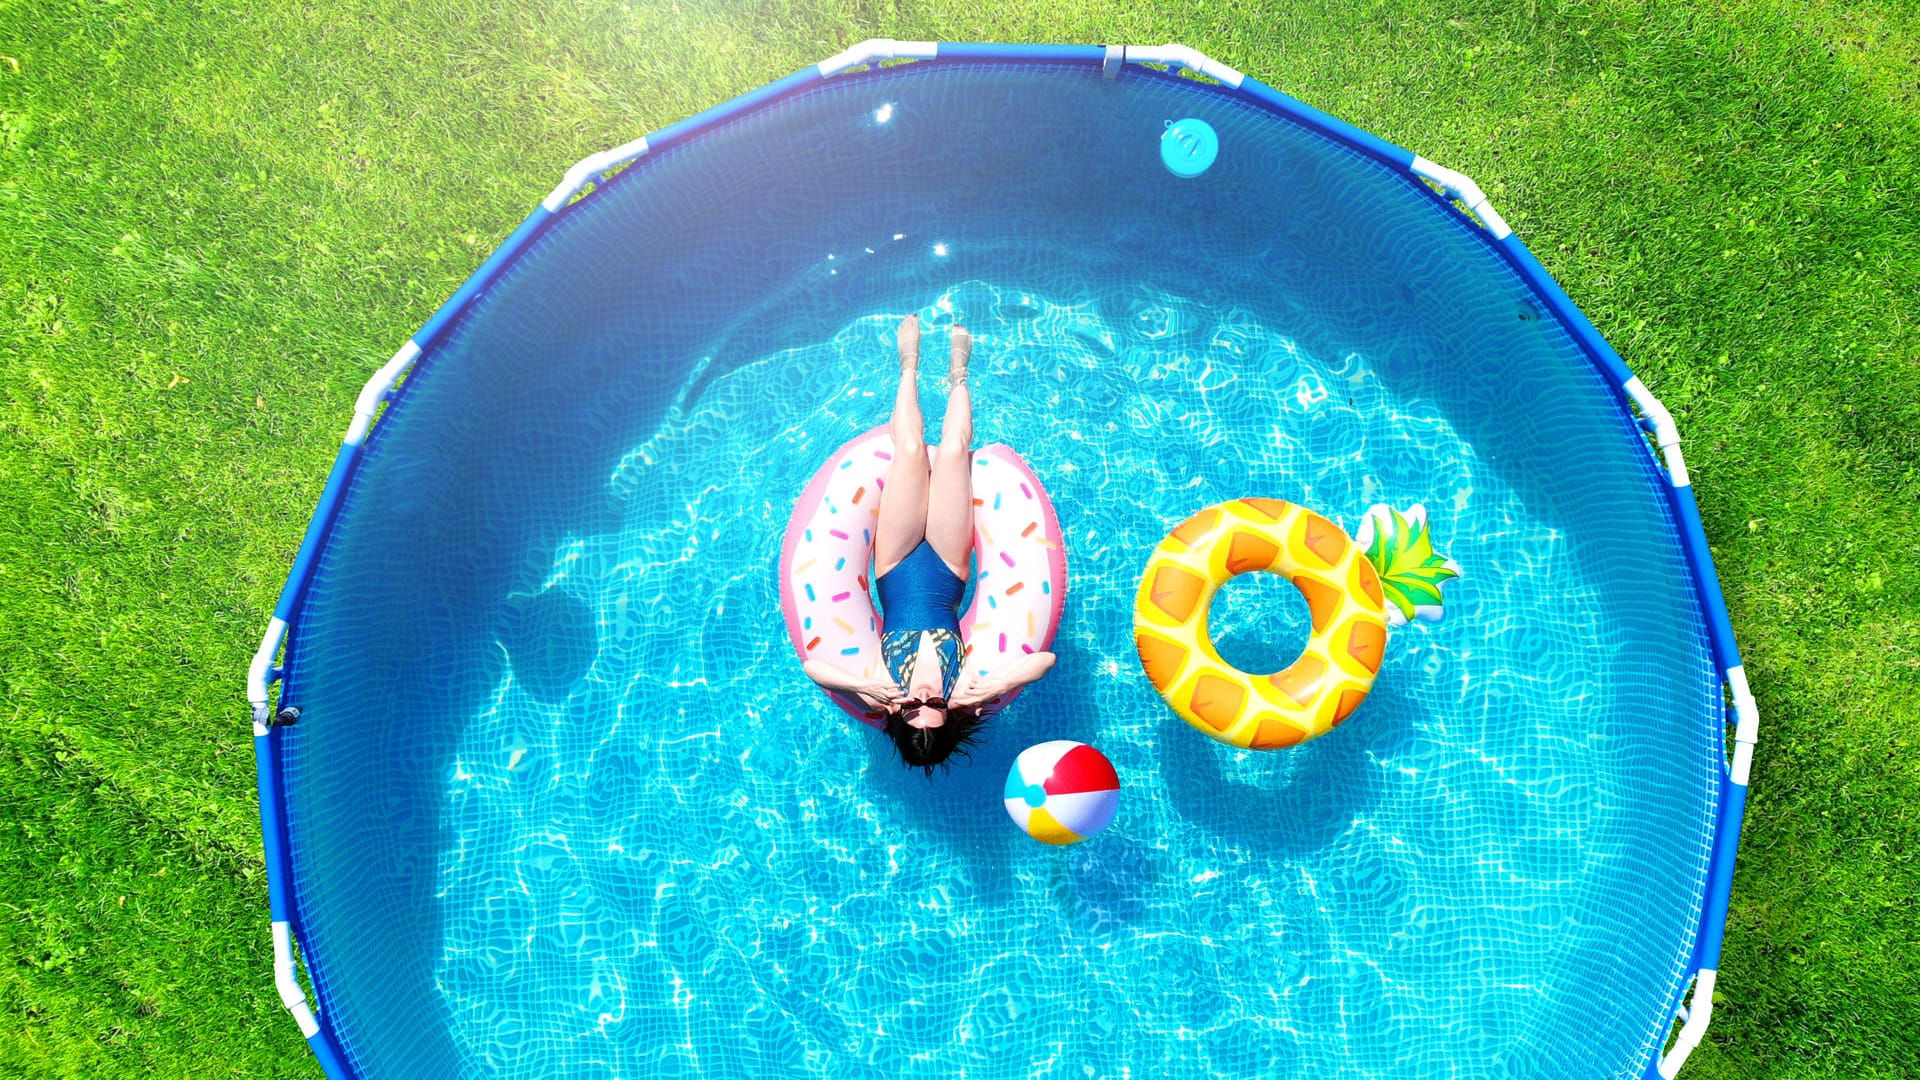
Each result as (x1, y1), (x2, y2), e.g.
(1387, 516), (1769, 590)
(248, 42), (1755, 1080)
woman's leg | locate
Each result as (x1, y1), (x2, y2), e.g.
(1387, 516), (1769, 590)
(873, 314), (931, 579)
(925, 326), (974, 579)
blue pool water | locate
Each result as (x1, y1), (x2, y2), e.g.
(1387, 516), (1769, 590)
(279, 62), (1722, 1078)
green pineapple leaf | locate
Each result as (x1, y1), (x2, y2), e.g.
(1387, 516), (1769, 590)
(1361, 505), (1460, 624)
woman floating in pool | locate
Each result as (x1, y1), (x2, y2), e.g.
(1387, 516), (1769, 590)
(798, 315), (1057, 773)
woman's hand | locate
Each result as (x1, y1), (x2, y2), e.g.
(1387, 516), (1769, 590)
(852, 677), (907, 712)
(949, 671), (1004, 710)
(951, 652), (1056, 710)
(803, 659), (905, 712)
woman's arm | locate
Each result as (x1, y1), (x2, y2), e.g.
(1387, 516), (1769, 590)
(950, 651), (1056, 711)
(802, 659), (906, 711)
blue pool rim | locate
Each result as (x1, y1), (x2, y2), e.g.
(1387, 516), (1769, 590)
(246, 41), (1755, 1080)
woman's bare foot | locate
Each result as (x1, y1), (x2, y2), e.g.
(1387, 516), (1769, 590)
(947, 325), (970, 387)
(898, 313), (920, 372)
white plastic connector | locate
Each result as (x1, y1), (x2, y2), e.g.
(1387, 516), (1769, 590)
(542, 134), (652, 213)
(247, 617), (289, 736)
(817, 38), (939, 78)
(1120, 44), (1245, 88)
(1726, 665), (1760, 786)
(1409, 156), (1515, 240)
(1103, 45), (1124, 79)
(345, 341), (421, 447)
(1623, 376), (1690, 487)
(1657, 968), (1717, 1078)
(274, 921), (322, 1038)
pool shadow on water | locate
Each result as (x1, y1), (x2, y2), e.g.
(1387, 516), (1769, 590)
(1158, 683), (1425, 860)
(1016, 647), (1165, 932)
(859, 714), (1028, 906)
(494, 588), (596, 704)
(1052, 835), (1156, 932)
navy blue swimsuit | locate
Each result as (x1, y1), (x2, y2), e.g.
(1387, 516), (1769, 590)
(874, 540), (966, 697)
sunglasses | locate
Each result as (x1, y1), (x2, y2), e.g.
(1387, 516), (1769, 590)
(899, 696), (947, 712)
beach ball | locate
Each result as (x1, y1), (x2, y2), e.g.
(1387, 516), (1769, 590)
(1003, 741), (1120, 845)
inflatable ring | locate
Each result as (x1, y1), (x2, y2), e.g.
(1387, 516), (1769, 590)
(1133, 498), (1390, 750)
(780, 425), (1068, 727)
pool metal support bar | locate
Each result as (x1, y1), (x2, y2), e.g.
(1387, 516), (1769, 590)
(246, 41), (1756, 1079)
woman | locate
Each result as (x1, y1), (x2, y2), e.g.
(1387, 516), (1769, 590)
(801, 314), (1056, 773)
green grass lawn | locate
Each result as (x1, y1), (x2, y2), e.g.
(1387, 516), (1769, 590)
(2, 0), (1915, 1075)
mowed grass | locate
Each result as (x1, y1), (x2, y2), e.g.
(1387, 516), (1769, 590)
(1, 0), (1914, 1075)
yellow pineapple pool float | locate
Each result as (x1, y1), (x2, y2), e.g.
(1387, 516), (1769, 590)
(1134, 498), (1458, 750)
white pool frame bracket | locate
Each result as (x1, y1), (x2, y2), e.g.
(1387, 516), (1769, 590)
(275, 920), (322, 1038)
(1657, 967), (1718, 1077)
(1118, 44), (1246, 88)
(247, 617), (288, 736)
(1410, 156), (1514, 240)
(819, 39), (940, 78)
(346, 342), (422, 445)
(1623, 376), (1690, 487)
(1726, 665), (1759, 788)
(543, 137), (654, 213)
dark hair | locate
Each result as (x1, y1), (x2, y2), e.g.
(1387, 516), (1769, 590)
(882, 705), (988, 777)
